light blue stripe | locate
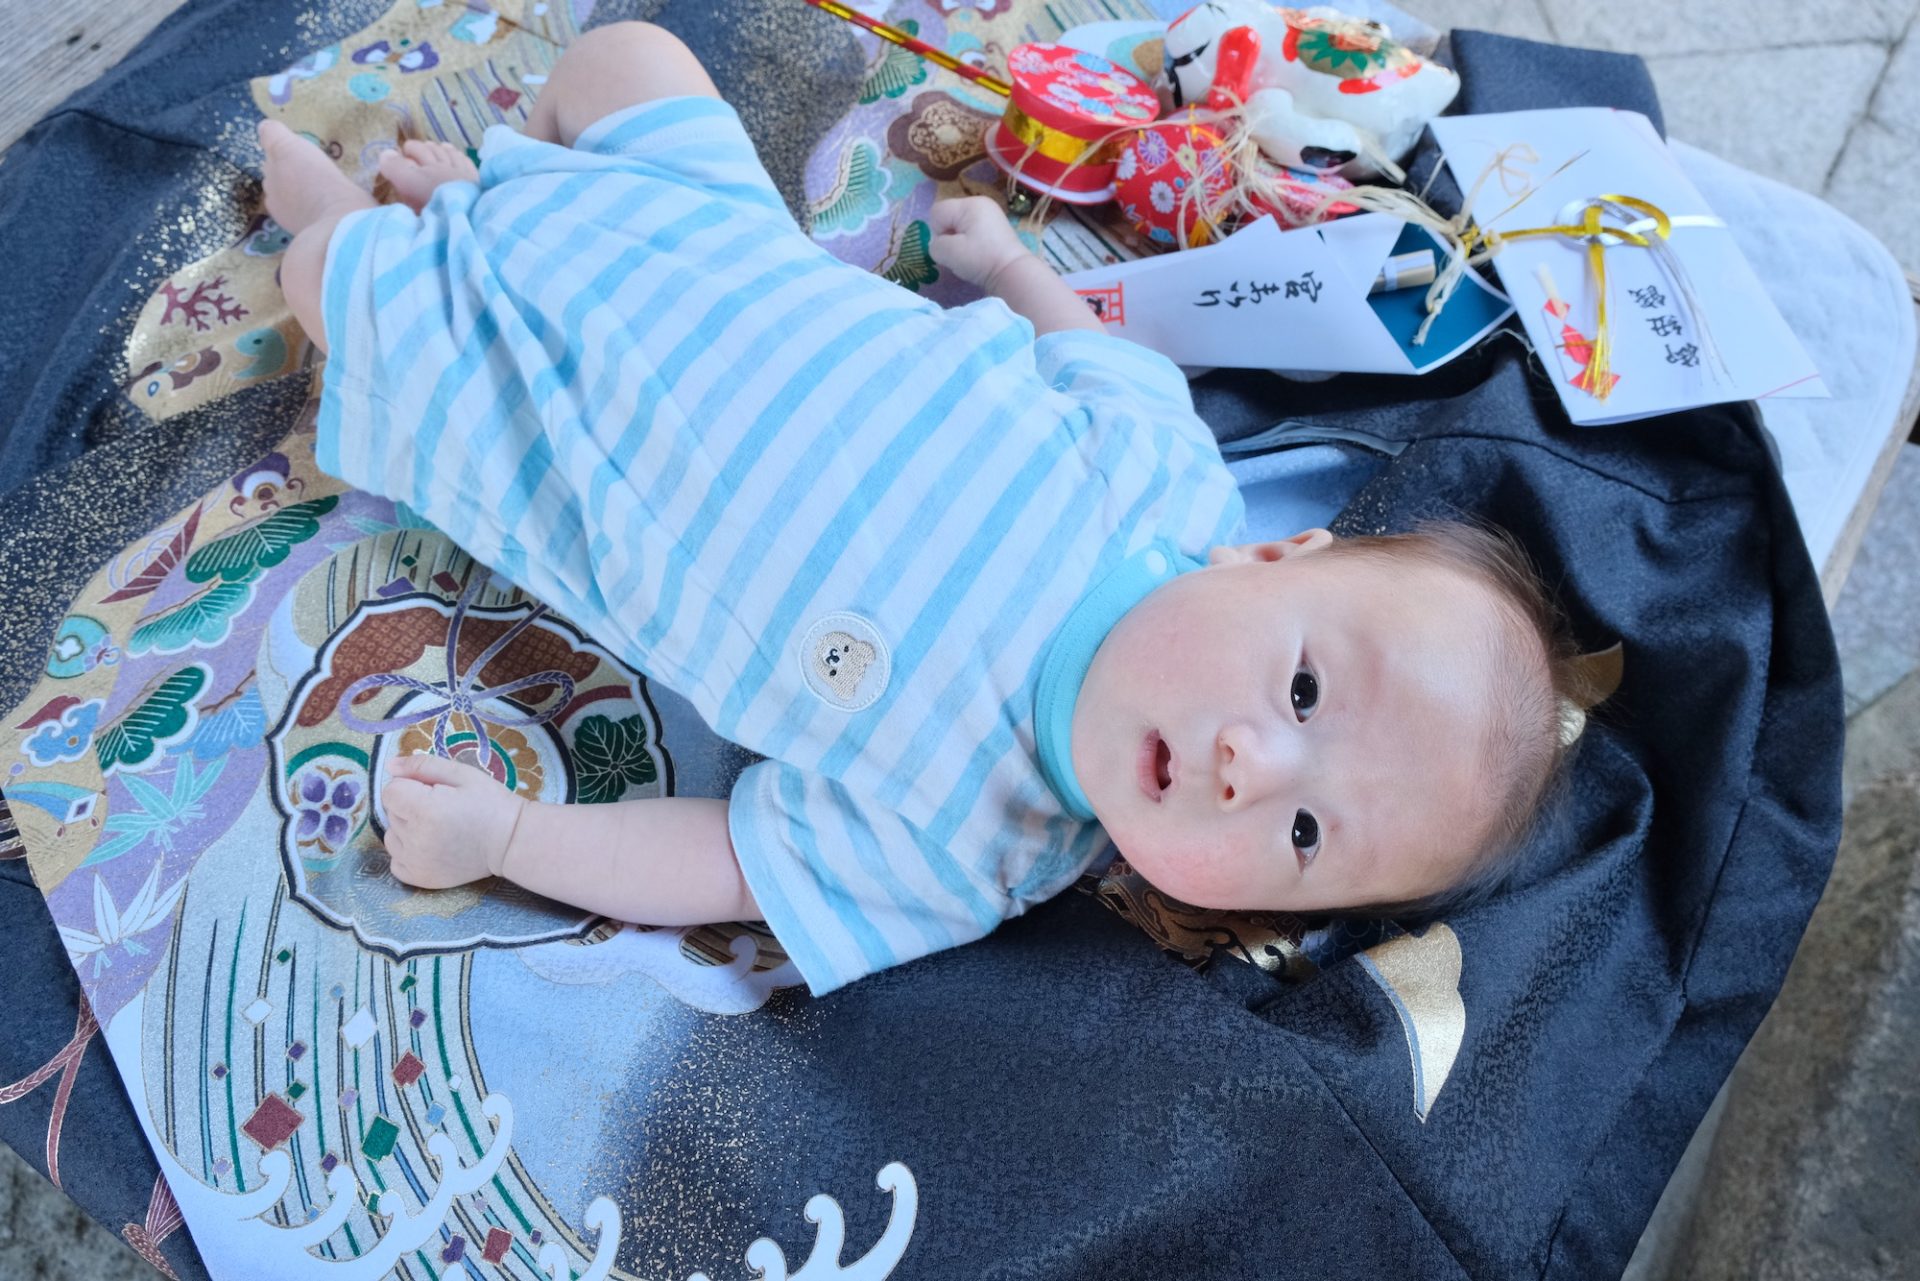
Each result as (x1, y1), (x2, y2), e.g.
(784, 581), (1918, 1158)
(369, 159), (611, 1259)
(581, 262), (880, 668)
(376, 184), (587, 358)
(929, 700), (1054, 855)
(1159, 436), (1242, 550)
(1011, 811), (1111, 904)
(602, 138), (787, 212)
(754, 409), (1094, 759)
(700, 181), (787, 212)
(584, 251), (857, 540)
(1210, 477), (1248, 546)
(879, 437), (1159, 871)
(764, 702), (1006, 941)
(814, 422), (1087, 780)
(401, 253), (510, 517)
(697, 320), (1030, 728)
(366, 179), (668, 514)
(759, 423), (1116, 939)
(314, 211), (376, 479)
(916, 436), (1176, 853)
(488, 200), (734, 532)
(776, 769), (898, 978)
(475, 198), (759, 623)
(1147, 432), (1213, 562)
(1042, 330), (1196, 402)
(620, 297), (926, 653)
(589, 157), (785, 212)
(876, 422), (1156, 817)
(834, 800), (959, 958)
(585, 96), (730, 154)
(741, 397), (1090, 760)
(1057, 357), (1188, 410)
(727, 774), (841, 990)
(370, 236), (450, 316)
(973, 775), (1069, 909)
(371, 171), (612, 361)
(610, 266), (902, 541)
(392, 183), (697, 551)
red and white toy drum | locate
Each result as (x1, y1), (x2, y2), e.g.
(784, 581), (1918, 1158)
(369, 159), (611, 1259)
(985, 43), (1160, 205)
(1113, 117), (1237, 247)
(1112, 24), (1259, 248)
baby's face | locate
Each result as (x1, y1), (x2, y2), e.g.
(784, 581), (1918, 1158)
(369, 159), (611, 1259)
(1071, 532), (1507, 914)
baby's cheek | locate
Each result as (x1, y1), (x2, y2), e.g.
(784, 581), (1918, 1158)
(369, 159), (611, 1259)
(1135, 830), (1265, 910)
(1187, 834), (1274, 908)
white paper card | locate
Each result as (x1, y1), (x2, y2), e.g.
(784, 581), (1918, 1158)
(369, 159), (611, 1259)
(1060, 212), (1512, 375)
(1428, 108), (1827, 425)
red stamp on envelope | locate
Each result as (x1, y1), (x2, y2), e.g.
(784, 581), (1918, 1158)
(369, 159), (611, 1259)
(1076, 283), (1125, 325)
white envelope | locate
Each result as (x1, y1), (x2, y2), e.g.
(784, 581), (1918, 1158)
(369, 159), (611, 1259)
(1428, 108), (1828, 425)
(1059, 212), (1513, 375)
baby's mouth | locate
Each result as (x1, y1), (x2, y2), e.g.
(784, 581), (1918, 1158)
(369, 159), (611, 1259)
(1137, 730), (1174, 802)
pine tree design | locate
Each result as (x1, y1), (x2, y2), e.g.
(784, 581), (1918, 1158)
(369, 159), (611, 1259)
(857, 18), (930, 103)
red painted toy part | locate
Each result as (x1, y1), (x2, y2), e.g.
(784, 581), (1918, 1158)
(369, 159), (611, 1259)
(1205, 26), (1261, 111)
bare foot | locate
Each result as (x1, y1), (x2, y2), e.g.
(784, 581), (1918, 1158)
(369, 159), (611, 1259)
(378, 139), (480, 213)
(258, 119), (373, 233)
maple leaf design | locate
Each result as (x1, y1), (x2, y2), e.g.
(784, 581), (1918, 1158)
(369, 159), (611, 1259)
(159, 274), (249, 332)
(82, 754), (227, 868)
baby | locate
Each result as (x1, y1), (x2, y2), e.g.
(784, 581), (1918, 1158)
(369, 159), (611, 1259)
(258, 22), (1580, 995)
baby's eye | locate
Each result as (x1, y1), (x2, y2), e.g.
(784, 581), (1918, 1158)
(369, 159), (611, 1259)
(1290, 669), (1319, 721)
(1291, 809), (1321, 865)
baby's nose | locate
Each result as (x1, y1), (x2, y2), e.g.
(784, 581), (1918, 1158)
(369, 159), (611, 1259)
(1216, 722), (1292, 809)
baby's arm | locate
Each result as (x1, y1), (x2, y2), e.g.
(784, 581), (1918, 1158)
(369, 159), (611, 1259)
(927, 197), (1105, 337)
(381, 754), (759, 925)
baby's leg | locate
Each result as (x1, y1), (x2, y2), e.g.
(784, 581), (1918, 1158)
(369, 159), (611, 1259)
(259, 119), (375, 356)
(521, 22), (720, 148)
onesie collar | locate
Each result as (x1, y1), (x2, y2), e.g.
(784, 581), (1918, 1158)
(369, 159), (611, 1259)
(1033, 540), (1202, 822)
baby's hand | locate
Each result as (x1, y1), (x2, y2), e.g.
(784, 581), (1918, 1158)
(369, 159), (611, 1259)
(927, 196), (1029, 290)
(380, 752), (525, 889)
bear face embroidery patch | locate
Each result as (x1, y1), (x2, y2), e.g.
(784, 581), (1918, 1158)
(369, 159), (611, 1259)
(799, 613), (890, 712)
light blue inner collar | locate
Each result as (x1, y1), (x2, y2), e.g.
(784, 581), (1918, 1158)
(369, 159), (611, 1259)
(1034, 539), (1201, 822)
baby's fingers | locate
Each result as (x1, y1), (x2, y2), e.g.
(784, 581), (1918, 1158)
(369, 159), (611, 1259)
(382, 776), (432, 822)
(927, 196), (983, 236)
(388, 752), (484, 787)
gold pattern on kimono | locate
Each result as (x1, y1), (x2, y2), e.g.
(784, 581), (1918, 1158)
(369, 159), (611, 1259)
(1082, 856), (1316, 981)
(120, 0), (588, 425)
(1357, 924), (1466, 1121)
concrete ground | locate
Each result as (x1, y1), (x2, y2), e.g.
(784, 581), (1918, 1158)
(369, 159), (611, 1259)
(2, 1), (1917, 1279)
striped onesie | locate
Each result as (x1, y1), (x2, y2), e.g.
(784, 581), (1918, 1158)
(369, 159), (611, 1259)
(317, 97), (1244, 995)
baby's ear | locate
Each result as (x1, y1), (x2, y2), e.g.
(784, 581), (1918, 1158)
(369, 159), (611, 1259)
(1208, 528), (1333, 565)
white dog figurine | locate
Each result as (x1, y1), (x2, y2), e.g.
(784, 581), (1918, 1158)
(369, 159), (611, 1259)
(1163, 1), (1459, 178)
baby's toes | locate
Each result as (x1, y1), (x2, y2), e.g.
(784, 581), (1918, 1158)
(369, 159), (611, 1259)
(379, 149), (435, 212)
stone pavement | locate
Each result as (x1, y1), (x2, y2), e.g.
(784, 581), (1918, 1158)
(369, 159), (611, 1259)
(0, 1147), (159, 1281)
(2, 2), (1918, 1279)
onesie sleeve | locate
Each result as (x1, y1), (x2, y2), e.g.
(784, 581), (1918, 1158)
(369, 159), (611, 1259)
(476, 95), (790, 218)
(1030, 326), (1199, 417)
(1030, 326), (1247, 552)
(728, 760), (1015, 997)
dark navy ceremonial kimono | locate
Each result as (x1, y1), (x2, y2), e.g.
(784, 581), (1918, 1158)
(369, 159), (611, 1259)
(0, 6), (1840, 1276)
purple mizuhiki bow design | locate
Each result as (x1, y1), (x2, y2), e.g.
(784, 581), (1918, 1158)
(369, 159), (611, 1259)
(335, 576), (575, 774)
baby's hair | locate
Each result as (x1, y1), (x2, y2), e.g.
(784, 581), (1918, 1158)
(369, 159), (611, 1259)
(1317, 518), (1594, 919)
